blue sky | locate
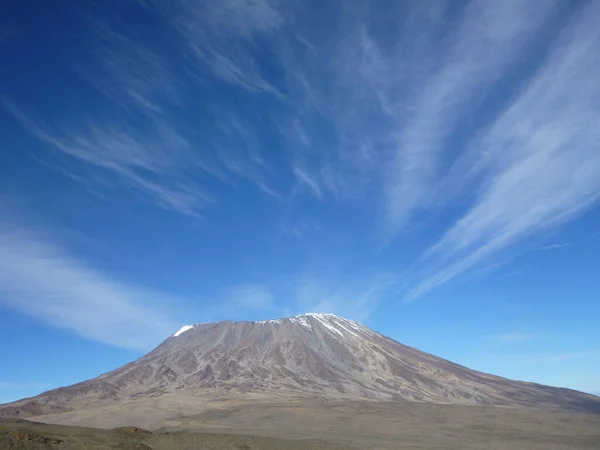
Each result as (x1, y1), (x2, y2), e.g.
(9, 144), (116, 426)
(1, 0), (600, 403)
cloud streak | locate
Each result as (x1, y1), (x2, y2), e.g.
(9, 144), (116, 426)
(407, 1), (600, 298)
(0, 223), (180, 351)
(2, 98), (217, 215)
(226, 284), (277, 311)
(3, 2), (283, 215)
(293, 275), (396, 323)
(492, 332), (536, 344)
(82, 16), (182, 115)
(536, 243), (571, 251)
(4, 0), (600, 304)
(384, 0), (562, 234)
(530, 350), (600, 364)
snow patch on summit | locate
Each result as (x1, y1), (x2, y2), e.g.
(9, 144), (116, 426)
(173, 325), (194, 337)
(255, 313), (372, 338)
(308, 314), (345, 337)
(332, 320), (360, 338)
(289, 315), (313, 329)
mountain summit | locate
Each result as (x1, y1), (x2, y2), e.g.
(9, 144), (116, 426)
(2, 313), (600, 418)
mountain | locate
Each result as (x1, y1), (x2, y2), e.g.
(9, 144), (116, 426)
(2, 313), (599, 419)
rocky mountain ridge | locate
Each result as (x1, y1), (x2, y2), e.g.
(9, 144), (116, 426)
(2, 313), (600, 417)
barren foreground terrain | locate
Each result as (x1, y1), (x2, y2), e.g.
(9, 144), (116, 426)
(13, 397), (600, 449)
(1, 419), (351, 450)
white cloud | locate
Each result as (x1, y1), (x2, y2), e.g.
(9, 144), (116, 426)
(0, 224), (180, 351)
(384, 0), (561, 234)
(213, 116), (283, 199)
(536, 243), (571, 251)
(82, 18), (182, 115)
(209, 273), (395, 323)
(407, 1), (600, 298)
(291, 164), (323, 199)
(492, 332), (536, 344)
(293, 275), (396, 323)
(5, 0), (600, 306)
(2, 2), (284, 215)
(135, 0), (598, 299)
(167, 0), (285, 97)
(2, 99), (216, 216)
(226, 285), (276, 311)
(280, 220), (321, 238)
(529, 350), (600, 363)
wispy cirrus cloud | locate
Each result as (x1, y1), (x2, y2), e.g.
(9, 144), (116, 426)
(168, 0), (286, 97)
(383, 0), (562, 234)
(491, 332), (537, 344)
(3, 3), (282, 215)
(529, 350), (600, 364)
(213, 274), (395, 323)
(406, 1), (600, 298)
(536, 243), (572, 251)
(183, 0), (599, 302)
(82, 18), (182, 115)
(2, 100), (214, 215)
(0, 222), (180, 351)
(226, 284), (277, 311)
(5, 0), (600, 305)
(293, 275), (396, 323)
(280, 219), (321, 238)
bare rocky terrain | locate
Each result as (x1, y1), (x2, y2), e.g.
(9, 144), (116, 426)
(2, 313), (599, 449)
(0, 419), (354, 449)
(2, 403), (600, 449)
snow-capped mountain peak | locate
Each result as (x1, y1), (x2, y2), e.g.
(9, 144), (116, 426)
(4, 314), (600, 417)
(172, 313), (366, 338)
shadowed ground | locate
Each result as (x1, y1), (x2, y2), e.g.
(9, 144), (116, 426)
(0, 419), (352, 449)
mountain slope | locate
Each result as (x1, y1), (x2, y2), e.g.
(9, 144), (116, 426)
(2, 313), (600, 417)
